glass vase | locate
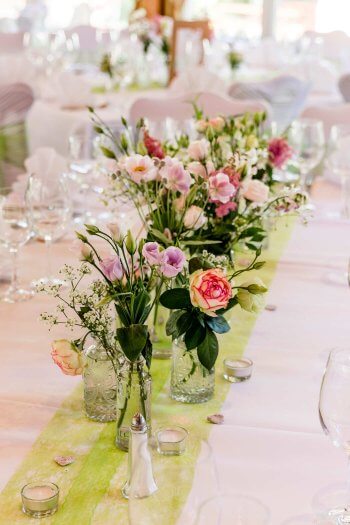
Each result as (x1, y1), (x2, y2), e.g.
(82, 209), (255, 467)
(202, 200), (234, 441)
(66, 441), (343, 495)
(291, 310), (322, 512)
(151, 302), (172, 360)
(83, 342), (118, 422)
(116, 359), (152, 451)
(170, 338), (215, 404)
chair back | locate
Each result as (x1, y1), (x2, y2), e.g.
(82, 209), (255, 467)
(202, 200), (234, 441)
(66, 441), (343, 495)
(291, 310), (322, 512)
(302, 104), (350, 139)
(338, 74), (350, 102)
(228, 75), (309, 132)
(0, 83), (34, 187)
(0, 31), (24, 53)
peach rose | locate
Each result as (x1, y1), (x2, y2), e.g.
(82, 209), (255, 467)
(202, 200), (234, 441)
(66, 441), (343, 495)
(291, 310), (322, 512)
(51, 340), (83, 376)
(209, 117), (225, 132)
(242, 180), (269, 203)
(190, 269), (233, 317)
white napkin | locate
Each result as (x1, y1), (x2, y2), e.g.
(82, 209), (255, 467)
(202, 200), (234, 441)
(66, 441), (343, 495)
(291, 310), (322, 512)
(24, 147), (68, 180)
(170, 66), (226, 95)
(54, 71), (95, 108)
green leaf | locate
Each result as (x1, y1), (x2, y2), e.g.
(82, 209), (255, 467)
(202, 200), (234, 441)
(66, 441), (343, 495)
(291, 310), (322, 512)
(166, 310), (184, 337)
(142, 333), (152, 369)
(188, 257), (213, 274)
(94, 126), (103, 134)
(133, 290), (151, 323)
(117, 324), (149, 361)
(160, 288), (191, 310)
(197, 330), (218, 371)
(253, 261), (265, 270)
(149, 228), (172, 245)
(184, 321), (206, 350)
(176, 312), (193, 337)
(100, 146), (116, 159)
(205, 315), (230, 334)
(115, 305), (130, 327)
(216, 296), (238, 314)
(247, 284), (267, 294)
(182, 239), (222, 246)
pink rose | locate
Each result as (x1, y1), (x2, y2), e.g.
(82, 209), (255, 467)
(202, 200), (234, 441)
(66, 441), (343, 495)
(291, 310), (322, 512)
(215, 201), (237, 218)
(242, 179), (269, 203)
(190, 269), (233, 317)
(142, 242), (161, 265)
(160, 247), (186, 277)
(209, 172), (237, 204)
(209, 116), (225, 132)
(188, 139), (210, 161)
(196, 120), (209, 133)
(183, 205), (207, 230)
(51, 340), (83, 376)
(124, 154), (158, 183)
(268, 137), (293, 169)
(161, 161), (192, 194)
(100, 256), (123, 281)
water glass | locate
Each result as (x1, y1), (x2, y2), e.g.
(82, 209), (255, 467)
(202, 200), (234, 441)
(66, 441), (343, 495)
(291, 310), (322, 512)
(0, 188), (33, 302)
(25, 173), (71, 285)
(327, 124), (350, 218)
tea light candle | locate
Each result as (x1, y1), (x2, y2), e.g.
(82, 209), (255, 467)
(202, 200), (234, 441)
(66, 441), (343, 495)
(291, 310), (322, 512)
(21, 482), (59, 518)
(156, 426), (188, 456)
(223, 357), (253, 383)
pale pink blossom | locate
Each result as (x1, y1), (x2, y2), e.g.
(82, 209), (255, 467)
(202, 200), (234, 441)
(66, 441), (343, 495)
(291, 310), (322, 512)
(142, 242), (162, 265)
(100, 256), (123, 281)
(161, 161), (192, 194)
(208, 172), (237, 204)
(268, 137), (292, 169)
(184, 205), (207, 230)
(160, 247), (186, 277)
(124, 154), (158, 183)
(242, 179), (269, 203)
(187, 161), (207, 180)
(188, 139), (210, 161)
(209, 116), (225, 132)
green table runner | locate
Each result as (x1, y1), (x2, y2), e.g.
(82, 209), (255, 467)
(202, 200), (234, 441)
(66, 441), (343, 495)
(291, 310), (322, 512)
(0, 218), (295, 525)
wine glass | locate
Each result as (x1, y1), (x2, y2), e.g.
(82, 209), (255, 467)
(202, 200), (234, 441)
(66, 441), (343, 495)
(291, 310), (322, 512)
(326, 125), (350, 219)
(318, 349), (350, 523)
(289, 118), (325, 192)
(194, 494), (270, 525)
(25, 174), (72, 286)
(0, 188), (33, 302)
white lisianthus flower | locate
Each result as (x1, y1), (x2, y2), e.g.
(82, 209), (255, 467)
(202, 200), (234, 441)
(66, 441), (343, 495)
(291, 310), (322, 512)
(237, 277), (267, 314)
(183, 205), (207, 230)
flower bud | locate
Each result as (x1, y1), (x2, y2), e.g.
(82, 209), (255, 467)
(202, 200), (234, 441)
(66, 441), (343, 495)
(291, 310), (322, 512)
(125, 229), (136, 255)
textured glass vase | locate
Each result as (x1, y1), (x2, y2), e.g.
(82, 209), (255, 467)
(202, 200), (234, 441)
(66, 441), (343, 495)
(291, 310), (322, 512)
(116, 359), (152, 451)
(171, 338), (215, 403)
(83, 342), (117, 422)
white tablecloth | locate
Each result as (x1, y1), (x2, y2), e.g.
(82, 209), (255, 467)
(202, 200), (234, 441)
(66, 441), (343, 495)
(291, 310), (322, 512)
(0, 181), (349, 524)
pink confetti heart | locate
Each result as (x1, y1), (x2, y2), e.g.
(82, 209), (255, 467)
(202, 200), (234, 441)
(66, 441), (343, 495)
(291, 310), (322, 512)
(207, 414), (224, 425)
(54, 455), (75, 466)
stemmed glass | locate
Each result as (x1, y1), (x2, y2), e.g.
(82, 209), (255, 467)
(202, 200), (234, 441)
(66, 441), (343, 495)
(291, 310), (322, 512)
(289, 118), (325, 193)
(326, 125), (350, 219)
(318, 349), (350, 523)
(25, 174), (72, 286)
(0, 189), (33, 302)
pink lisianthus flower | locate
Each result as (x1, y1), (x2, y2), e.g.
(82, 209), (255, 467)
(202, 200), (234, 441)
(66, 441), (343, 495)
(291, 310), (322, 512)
(142, 241), (162, 266)
(208, 172), (237, 204)
(100, 256), (123, 281)
(160, 247), (186, 277)
(188, 139), (210, 161)
(124, 154), (158, 183)
(242, 179), (269, 203)
(144, 131), (165, 159)
(161, 160), (192, 194)
(268, 137), (293, 169)
(215, 201), (237, 218)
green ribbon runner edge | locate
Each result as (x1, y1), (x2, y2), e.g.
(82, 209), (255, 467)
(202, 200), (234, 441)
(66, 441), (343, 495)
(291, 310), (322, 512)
(0, 217), (295, 525)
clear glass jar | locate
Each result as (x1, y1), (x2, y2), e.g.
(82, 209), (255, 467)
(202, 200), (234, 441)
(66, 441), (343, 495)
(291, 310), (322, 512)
(83, 342), (118, 422)
(151, 304), (172, 360)
(171, 338), (215, 404)
(116, 359), (152, 451)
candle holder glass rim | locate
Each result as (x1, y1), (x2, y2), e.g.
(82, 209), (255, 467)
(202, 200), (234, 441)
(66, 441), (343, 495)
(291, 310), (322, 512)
(223, 356), (253, 368)
(156, 425), (189, 444)
(21, 482), (59, 502)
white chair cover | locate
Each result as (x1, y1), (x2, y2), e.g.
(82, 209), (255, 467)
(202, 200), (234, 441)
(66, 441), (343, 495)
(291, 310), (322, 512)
(338, 74), (350, 102)
(302, 104), (350, 139)
(228, 75), (310, 132)
(129, 91), (269, 125)
(283, 60), (337, 94)
(65, 25), (98, 51)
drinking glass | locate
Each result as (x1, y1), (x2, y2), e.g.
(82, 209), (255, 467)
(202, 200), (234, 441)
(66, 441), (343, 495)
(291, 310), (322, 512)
(194, 494), (270, 525)
(326, 125), (350, 219)
(289, 119), (325, 192)
(318, 349), (350, 523)
(25, 174), (71, 285)
(0, 189), (33, 302)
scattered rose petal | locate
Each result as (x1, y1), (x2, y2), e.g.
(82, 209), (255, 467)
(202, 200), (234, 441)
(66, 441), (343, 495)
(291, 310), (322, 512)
(54, 455), (75, 466)
(207, 414), (224, 425)
(265, 304), (277, 311)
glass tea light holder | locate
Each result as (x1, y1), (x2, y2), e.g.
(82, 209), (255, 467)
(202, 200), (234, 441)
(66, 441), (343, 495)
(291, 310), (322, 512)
(21, 482), (59, 518)
(156, 426), (188, 456)
(223, 357), (253, 383)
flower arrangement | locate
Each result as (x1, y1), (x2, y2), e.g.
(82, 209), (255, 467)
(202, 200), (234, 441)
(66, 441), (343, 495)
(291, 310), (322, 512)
(129, 10), (171, 63)
(227, 48), (243, 72)
(90, 106), (307, 258)
(160, 250), (267, 371)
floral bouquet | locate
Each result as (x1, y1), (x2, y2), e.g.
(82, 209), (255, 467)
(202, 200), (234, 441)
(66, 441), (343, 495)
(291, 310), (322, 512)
(90, 106), (307, 258)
